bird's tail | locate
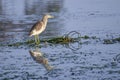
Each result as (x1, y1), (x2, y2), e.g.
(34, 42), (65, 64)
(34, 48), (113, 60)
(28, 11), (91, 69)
(29, 33), (33, 37)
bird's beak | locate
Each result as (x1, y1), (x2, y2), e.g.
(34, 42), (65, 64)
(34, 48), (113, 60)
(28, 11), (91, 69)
(50, 16), (54, 18)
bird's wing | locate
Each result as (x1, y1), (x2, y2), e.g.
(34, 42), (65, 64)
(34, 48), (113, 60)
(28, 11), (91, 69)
(30, 21), (43, 32)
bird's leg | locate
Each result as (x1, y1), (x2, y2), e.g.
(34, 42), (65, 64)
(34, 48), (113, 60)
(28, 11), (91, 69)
(36, 35), (40, 45)
(37, 35), (40, 44)
(34, 35), (37, 44)
(34, 35), (40, 45)
(35, 35), (40, 45)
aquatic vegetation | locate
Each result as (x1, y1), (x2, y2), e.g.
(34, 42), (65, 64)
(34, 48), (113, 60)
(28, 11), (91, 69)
(43, 37), (74, 44)
(0, 36), (119, 47)
(8, 42), (24, 47)
(103, 39), (113, 44)
(113, 37), (120, 42)
(2, 36), (78, 47)
(0, 31), (119, 47)
(103, 37), (120, 44)
(81, 35), (90, 39)
(26, 39), (35, 44)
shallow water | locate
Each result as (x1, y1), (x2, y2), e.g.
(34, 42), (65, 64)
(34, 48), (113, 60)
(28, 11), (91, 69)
(0, 0), (120, 80)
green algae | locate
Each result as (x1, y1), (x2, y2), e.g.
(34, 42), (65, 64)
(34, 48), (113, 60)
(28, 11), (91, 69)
(103, 37), (120, 44)
(0, 34), (119, 47)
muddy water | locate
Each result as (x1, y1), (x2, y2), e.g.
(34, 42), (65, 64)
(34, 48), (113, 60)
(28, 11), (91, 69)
(0, 0), (120, 80)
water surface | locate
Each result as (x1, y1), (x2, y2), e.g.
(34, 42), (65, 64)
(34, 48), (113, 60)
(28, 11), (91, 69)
(0, 0), (120, 80)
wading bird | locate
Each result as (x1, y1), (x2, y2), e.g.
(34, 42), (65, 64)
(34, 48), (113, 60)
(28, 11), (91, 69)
(29, 14), (54, 44)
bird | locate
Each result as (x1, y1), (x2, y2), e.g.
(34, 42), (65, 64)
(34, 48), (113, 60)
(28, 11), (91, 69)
(29, 14), (54, 44)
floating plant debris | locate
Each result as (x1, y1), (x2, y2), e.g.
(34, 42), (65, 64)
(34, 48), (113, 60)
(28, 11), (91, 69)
(103, 37), (120, 44)
(0, 31), (119, 47)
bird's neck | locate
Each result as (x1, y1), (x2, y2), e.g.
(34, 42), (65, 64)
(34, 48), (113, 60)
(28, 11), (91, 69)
(42, 16), (48, 26)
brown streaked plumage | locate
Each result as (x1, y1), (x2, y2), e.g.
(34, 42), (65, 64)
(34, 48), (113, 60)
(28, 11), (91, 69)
(29, 14), (54, 37)
(29, 14), (54, 44)
(29, 21), (43, 36)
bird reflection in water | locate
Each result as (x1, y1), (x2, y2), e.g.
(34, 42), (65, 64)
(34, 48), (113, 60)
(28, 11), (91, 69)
(29, 48), (54, 71)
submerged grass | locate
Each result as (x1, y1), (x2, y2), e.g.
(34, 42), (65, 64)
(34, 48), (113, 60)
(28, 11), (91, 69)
(3, 36), (119, 47)
(8, 42), (24, 47)
(5, 36), (76, 47)
(0, 30), (119, 47)
(42, 37), (74, 44)
(81, 35), (90, 39)
(103, 37), (120, 44)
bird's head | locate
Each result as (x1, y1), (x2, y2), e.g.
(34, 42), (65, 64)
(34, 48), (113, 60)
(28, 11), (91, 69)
(44, 14), (54, 19)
